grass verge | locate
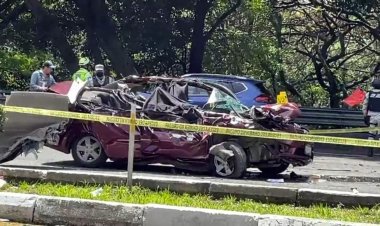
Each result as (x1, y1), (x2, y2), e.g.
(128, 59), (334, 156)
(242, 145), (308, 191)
(1, 180), (379, 224)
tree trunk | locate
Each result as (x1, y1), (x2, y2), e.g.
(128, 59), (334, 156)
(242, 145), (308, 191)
(73, 0), (103, 63)
(270, 8), (302, 99)
(85, 0), (138, 77)
(270, 73), (277, 94)
(188, 0), (210, 73)
(325, 70), (341, 108)
(188, 0), (241, 73)
(329, 92), (340, 108)
(25, 0), (78, 74)
(85, 32), (103, 64)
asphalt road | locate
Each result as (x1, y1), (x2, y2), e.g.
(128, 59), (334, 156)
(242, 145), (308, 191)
(2, 147), (380, 194)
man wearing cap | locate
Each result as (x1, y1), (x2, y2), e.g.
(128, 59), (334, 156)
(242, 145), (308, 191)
(93, 64), (114, 87)
(30, 60), (57, 91)
(72, 57), (93, 86)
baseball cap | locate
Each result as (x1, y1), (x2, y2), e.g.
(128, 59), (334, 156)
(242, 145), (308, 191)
(43, 60), (56, 69)
(95, 64), (104, 71)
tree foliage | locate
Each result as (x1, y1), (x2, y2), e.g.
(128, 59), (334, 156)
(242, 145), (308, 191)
(253, 0), (380, 107)
(0, 47), (54, 90)
(0, 0), (379, 107)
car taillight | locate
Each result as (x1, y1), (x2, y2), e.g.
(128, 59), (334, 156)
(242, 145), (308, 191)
(255, 94), (272, 103)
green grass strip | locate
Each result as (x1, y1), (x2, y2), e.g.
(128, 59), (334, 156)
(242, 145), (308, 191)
(1, 180), (379, 224)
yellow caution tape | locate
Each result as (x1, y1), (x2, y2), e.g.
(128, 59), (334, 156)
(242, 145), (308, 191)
(3, 105), (380, 148)
(309, 127), (380, 134)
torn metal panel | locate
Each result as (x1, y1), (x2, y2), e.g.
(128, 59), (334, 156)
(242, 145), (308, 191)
(0, 92), (69, 163)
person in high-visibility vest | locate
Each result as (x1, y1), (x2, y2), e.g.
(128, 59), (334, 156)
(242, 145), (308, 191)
(72, 57), (93, 86)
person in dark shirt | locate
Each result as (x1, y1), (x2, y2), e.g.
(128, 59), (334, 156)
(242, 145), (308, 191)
(363, 76), (380, 156)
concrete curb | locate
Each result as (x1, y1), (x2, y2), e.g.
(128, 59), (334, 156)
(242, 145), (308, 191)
(322, 175), (380, 183)
(298, 189), (380, 207)
(1, 166), (380, 207)
(209, 182), (298, 204)
(135, 175), (211, 194)
(0, 192), (375, 226)
(33, 196), (144, 225)
(0, 192), (37, 223)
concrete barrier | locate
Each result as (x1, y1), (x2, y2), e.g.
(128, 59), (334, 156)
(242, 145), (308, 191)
(143, 204), (260, 226)
(256, 214), (372, 226)
(46, 170), (127, 185)
(0, 193), (375, 226)
(135, 176), (210, 194)
(47, 170), (211, 194)
(209, 182), (298, 204)
(298, 189), (380, 207)
(0, 192), (36, 223)
(0, 167), (47, 180)
(33, 196), (144, 226)
(142, 204), (372, 226)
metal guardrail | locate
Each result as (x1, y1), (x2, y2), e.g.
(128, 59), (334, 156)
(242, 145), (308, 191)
(295, 108), (366, 128)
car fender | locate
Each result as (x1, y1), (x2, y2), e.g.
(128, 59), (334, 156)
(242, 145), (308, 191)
(209, 143), (234, 161)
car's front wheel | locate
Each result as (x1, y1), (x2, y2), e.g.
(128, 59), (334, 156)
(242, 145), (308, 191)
(210, 142), (247, 178)
(72, 135), (107, 168)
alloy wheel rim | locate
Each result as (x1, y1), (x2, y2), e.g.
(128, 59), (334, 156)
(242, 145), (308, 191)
(76, 136), (102, 163)
(214, 156), (234, 176)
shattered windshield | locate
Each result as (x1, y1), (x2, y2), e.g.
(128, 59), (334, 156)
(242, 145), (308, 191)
(205, 88), (249, 114)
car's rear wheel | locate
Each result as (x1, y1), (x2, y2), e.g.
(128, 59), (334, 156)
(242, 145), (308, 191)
(72, 135), (107, 168)
(258, 163), (289, 176)
(211, 142), (247, 178)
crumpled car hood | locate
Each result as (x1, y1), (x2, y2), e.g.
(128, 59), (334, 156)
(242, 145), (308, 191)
(0, 91), (69, 163)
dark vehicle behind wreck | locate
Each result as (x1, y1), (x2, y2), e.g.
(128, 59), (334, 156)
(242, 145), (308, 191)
(0, 76), (313, 178)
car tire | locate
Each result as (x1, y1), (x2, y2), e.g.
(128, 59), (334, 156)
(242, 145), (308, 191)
(72, 135), (107, 168)
(259, 163), (289, 176)
(210, 141), (247, 178)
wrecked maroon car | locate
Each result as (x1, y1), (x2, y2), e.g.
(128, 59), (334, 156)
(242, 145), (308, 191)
(1, 76), (313, 178)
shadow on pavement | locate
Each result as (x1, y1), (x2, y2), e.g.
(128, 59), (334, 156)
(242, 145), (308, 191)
(0, 160), (312, 184)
